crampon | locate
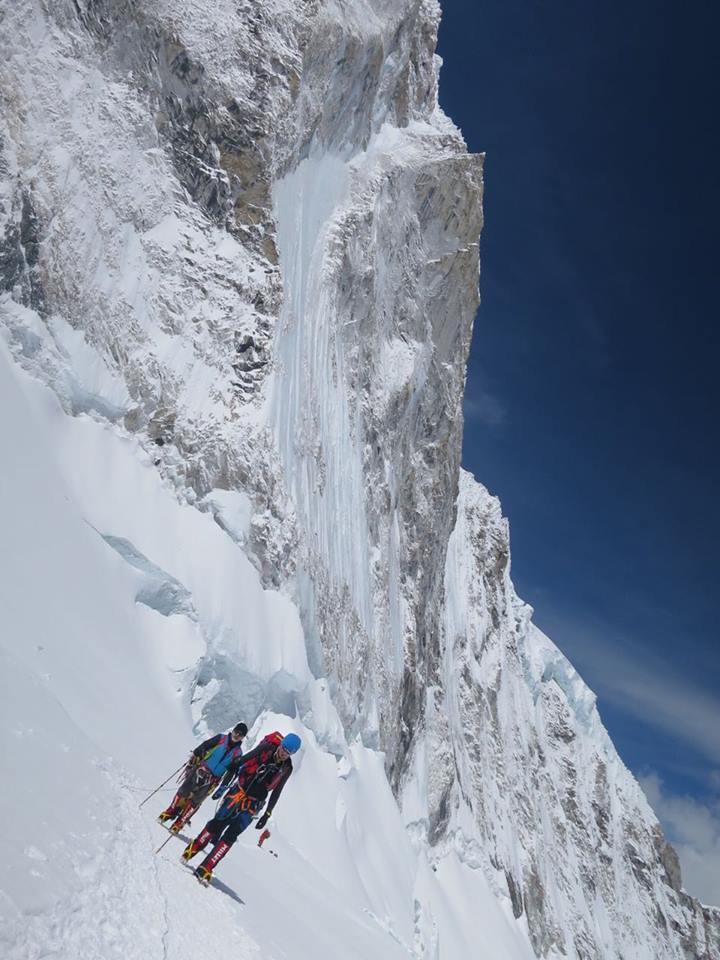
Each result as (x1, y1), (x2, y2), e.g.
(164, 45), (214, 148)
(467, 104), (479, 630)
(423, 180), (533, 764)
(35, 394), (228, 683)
(182, 841), (198, 861)
(194, 865), (212, 886)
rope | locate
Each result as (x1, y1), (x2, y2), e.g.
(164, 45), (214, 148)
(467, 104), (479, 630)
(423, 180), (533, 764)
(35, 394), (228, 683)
(124, 784), (176, 794)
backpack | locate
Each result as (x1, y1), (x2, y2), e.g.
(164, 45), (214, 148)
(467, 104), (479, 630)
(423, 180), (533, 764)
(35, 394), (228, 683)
(260, 731), (284, 750)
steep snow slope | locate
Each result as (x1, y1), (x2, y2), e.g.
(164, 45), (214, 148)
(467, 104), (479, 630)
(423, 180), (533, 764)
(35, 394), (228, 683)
(1, 1), (719, 958)
(0, 334), (534, 959)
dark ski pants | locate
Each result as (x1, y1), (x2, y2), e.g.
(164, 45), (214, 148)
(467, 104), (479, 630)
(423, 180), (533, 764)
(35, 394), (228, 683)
(165, 766), (216, 818)
(179, 765), (216, 799)
(206, 809), (254, 845)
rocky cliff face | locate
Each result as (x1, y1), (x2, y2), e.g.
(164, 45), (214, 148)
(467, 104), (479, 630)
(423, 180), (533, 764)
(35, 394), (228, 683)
(0, 1), (717, 957)
(429, 473), (720, 958)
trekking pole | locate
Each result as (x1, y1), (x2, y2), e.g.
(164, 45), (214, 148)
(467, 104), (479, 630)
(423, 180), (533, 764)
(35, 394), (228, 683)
(138, 763), (186, 809)
(154, 831), (177, 856)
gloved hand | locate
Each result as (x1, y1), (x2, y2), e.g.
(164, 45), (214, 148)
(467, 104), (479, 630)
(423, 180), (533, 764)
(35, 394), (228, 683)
(255, 812), (270, 830)
(212, 784), (228, 801)
(188, 753), (201, 766)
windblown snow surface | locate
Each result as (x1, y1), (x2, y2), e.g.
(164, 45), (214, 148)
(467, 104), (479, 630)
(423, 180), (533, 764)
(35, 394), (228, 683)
(0, 344), (533, 958)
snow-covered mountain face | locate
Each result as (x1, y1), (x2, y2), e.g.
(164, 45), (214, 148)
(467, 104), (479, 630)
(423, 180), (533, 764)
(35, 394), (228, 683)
(1, 2), (718, 959)
(437, 474), (720, 958)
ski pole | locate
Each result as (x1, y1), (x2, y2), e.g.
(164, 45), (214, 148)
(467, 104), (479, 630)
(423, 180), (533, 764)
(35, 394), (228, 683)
(138, 763), (186, 809)
(154, 831), (177, 855)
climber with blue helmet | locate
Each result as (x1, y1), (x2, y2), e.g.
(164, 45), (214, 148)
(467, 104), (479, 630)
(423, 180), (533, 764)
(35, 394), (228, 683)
(182, 730), (302, 884)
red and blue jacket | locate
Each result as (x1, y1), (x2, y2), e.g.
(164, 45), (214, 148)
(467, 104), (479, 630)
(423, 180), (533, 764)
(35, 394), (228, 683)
(221, 731), (293, 816)
(192, 731), (246, 778)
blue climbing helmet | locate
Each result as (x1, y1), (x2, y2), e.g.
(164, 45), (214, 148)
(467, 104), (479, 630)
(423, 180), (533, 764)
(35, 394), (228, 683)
(280, 732), (302, 755)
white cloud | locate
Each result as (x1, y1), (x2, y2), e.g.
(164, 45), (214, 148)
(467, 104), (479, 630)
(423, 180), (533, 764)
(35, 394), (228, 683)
(531, 596), (720, 906)
(536, 608), (720, 765)
(597, 668), (720, 765)
(639, 771), (720, 907)
(463, 389), (507, 427)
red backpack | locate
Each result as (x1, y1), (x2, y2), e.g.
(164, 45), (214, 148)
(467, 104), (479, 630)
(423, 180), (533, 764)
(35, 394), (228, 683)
(260, 731), (284, 750)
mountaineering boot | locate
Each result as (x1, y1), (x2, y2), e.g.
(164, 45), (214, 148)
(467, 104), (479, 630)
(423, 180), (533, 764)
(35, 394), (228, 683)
(161, 792), (190, 827)
(194, 865), (213, 886)
(182, 827), (213, 861)
(195, 839), (231, 882)
(172, 802), (197, 833)
(171, 812), (192, 833)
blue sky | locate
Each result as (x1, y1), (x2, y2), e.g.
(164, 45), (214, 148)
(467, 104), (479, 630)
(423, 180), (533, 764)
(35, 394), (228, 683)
(437, 0), (720, 902)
